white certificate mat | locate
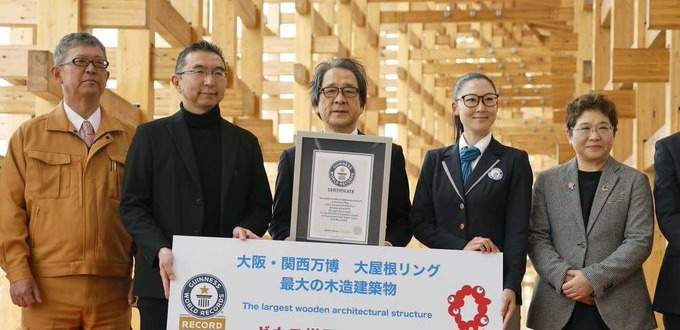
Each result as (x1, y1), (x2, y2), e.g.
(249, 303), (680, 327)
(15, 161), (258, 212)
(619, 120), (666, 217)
(308, 150), (374, 244)
(166, 236), (503, 330)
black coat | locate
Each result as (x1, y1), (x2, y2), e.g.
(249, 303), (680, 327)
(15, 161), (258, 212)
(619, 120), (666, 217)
(653, 132), (680, 315)
(269, 140), (413, 247)
(120, 110), (272, 298)
(410, 137), (532, 303)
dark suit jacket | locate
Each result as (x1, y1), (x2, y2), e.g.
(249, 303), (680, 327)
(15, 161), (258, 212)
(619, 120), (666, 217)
(410, 137), (532, 303)
(120, 110), (272, 298)
(653, 132), (680, 315)
(269, 139), (412, 247)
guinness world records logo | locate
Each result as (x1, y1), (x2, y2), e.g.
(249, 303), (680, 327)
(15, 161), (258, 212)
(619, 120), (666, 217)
(329, 160), (356, 187)
(182, 274), (227, 318)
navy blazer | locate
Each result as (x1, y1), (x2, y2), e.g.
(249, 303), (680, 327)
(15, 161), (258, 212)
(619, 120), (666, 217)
(269, 141), (413, 247)
(120, 110), (272, 298)
(410, 137), (532, 303)
(653, 132), (680, 315)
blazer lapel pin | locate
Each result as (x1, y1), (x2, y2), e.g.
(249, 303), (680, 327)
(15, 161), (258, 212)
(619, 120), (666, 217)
(487, 167), (503, 181)
(602, 184), (610, 192)
(567, 182), (575, 191)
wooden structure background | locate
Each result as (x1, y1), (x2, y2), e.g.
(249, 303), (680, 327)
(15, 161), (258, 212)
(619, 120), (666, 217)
(0, 0), (679, 328)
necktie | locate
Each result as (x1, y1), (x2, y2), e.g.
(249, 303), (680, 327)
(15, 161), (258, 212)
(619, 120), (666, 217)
(80, 120), (96, 148)
(460, 146), (481, 185)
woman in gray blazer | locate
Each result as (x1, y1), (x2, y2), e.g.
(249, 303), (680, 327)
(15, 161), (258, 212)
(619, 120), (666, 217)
(527, 94), (656, 330)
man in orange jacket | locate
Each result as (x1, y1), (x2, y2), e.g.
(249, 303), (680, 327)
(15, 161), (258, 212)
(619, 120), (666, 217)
(0, 32), (135, 328)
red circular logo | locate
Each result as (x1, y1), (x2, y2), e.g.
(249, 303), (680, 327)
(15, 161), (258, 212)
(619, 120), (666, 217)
(447, 285), (492, 330)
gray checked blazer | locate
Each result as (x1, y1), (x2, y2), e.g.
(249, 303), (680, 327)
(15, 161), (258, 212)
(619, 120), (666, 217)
(526, 157), (656, 330)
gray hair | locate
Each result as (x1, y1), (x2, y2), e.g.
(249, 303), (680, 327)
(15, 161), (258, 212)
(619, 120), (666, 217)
(452, 72), (498, 143)
(310, 58), (367, 108)
(54, 32), (107, 66)
(175, 40), (227, 73)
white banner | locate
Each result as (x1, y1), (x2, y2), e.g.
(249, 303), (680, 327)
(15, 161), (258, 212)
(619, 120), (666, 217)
(167, 236), (503, 330)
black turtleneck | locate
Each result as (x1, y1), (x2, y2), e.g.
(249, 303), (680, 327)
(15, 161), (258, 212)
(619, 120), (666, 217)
(578, 170), (602, 229)
(182, 105), (222, 236)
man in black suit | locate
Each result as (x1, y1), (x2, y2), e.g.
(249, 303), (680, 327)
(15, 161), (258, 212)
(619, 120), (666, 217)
(268, 58), (412, 246)
(653, 132), (680, 329)
(120, 41), (272, 329)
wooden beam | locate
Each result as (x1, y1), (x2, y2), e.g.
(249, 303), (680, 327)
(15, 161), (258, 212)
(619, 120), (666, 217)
(27, 50), (60, 102)
(295, 0), (310, 15)
(612, 48), (669, 83)
(549, 31), (578, 51)
(313, 36), (349, 55)
(600, 0), (612, 27)
(381, 8), (574, 24)
(220, 79), (256, 117)
(312, 9), (332, 35)
(365, 97), (387, 111)
(0, 48), (29, 79)
(0, 86), (35, 113)
(408, 29), (422, 49)
(148, 0), (192, 47)
(598, 89), (636, 118)
(263, 62), (294, 76)
(647, 0), (680, 30)
(0, 0), (36, 26)
(350, 0), (366, 26)
(293, 63), (309, 85)
(81, 0), (147, 28)
(170, 0), (204, 41)
(235, 0), (259, 28)
(527, 21), (574, 31)
(423, 62), (550, 74)
(262, 36), (348, 55)
(411, 47), (551, 60)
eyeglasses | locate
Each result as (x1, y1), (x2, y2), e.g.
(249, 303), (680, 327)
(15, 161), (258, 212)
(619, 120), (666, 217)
(176, 69), (228, 80)
(456, 93), (499, 108)
(571, 125), (614, 137)
(320, 86), (359, 99)
(59, 57), (109, 69)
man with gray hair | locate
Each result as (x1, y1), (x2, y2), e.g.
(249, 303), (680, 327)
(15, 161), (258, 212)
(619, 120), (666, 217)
(269, 58), (412, 246)
(0, 32), (135, 327)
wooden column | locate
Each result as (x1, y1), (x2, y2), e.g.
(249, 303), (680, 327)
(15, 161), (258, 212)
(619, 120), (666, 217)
(575, 0), (594, 95)
(294, 0), (312, 131)
(212, 0), (237, 89)
(117, 29), (154, 121)
(610, 0), (635, 164)
(241, 0), (263, 116)
(593, 0), (612, 89)
(363, 1), (381, 135)
(36, 0), (80, 115)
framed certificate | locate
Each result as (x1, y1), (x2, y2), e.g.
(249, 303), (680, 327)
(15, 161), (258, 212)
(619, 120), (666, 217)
(290, 131), (392, 245)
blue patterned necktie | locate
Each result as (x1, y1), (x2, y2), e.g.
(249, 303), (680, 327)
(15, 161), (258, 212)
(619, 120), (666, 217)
(460, 146), (481, 185)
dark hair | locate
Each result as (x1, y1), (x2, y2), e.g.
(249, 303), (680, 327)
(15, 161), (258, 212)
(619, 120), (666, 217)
(452, 72), (498, 143)
(565, 93), (618, 134)
(310, 58), (367, 108)
(54, 32), (107, 65)
(175, 40), (227, 73)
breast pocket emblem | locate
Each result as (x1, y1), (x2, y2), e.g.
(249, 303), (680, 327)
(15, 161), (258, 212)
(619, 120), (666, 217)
(488, 167), (503, 181)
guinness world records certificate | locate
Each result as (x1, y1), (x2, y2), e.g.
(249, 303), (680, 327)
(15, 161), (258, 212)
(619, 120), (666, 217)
(308, 150), (373, 244)
(291, 132), (392, 245)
